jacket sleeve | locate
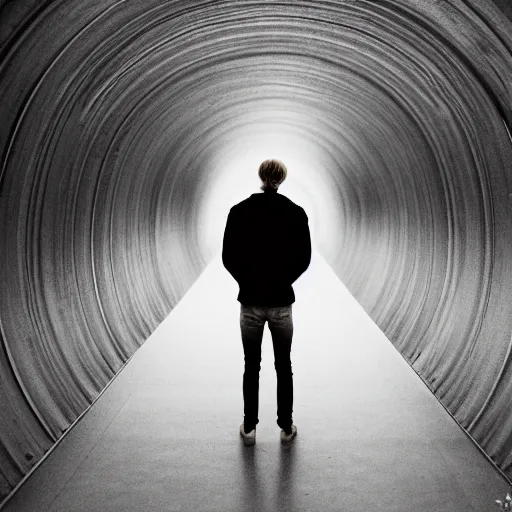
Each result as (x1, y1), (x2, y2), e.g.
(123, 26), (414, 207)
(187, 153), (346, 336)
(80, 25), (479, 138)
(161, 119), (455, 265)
(222, 209), (244, 283)
(285, 208), (312, 285)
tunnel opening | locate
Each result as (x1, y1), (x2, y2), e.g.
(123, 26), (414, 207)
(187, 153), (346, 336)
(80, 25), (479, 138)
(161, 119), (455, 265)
(2, 0), (512, 502)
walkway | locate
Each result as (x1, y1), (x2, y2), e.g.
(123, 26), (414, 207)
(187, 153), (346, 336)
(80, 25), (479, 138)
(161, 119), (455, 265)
(3, 251), (508, 511)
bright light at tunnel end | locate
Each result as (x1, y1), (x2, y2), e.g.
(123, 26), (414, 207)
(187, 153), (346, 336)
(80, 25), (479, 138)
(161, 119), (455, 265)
(197, 125), (340, 262)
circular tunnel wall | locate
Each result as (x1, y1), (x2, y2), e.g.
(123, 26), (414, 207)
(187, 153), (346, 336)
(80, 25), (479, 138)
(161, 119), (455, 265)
(2, 0), (512, 499)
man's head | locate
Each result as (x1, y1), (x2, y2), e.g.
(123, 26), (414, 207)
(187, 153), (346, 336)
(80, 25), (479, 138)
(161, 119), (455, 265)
(258, 159), (287, 191)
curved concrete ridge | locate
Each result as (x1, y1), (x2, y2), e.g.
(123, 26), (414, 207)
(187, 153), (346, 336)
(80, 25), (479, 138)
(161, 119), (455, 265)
(1, 0), (512, 500)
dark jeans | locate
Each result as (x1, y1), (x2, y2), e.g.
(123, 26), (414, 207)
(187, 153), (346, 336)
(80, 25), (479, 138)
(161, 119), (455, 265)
(240, 304), (294, 431)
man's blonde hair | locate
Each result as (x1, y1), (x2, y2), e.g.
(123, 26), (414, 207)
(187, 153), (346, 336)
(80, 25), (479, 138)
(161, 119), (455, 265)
(258, 159), (287, 191)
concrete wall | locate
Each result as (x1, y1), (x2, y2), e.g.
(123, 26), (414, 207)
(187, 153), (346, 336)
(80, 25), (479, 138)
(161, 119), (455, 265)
(1, 0), (512, 501)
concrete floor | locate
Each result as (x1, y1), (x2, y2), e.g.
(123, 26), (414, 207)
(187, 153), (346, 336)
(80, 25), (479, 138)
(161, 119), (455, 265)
(3, 251), (510, 512)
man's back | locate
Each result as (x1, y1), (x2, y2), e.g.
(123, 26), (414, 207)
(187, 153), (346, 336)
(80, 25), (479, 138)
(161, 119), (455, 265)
(228, 159), (306, 445)
(222, 189), (311, 307)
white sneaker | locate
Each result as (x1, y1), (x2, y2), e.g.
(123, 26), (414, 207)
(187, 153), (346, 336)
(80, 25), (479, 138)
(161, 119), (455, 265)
(240, 423), (256, 446)
(280, 424), (297, 444)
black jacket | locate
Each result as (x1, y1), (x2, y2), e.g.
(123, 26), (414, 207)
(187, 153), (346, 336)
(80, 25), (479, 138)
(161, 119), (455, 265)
(222, 188), (312, 306)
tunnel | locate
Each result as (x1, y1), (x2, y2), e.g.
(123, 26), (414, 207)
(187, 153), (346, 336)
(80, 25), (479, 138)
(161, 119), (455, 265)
(1, 0), (512, 506)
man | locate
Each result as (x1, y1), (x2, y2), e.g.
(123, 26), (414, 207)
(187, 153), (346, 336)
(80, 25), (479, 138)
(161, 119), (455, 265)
(222, 159), (312, 446)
